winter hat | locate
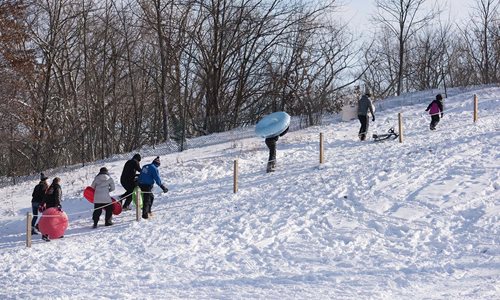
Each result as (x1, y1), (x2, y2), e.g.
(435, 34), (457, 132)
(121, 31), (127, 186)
(436, 94), (443, 101)
(99, 167), (109, 175)
(40, 173), (48, 181)
(152, 156), (161, 167)
(133, 153), (141, 162)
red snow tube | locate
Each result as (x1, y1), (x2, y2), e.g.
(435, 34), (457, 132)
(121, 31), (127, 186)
(111, 198), (122, 215)
(38, 207), (69, 239)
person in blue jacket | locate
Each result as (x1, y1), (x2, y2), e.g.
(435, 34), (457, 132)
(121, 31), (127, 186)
(137, 156), (168, 219)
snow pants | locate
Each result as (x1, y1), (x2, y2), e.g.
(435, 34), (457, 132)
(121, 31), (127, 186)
(139, 184), (154, 219)
(358, 115), (369, 140)
(93, 203), (113, 225)
(430, 115), (440, 130)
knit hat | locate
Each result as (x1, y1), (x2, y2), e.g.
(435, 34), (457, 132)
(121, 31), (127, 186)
(436, 94), (443, 101)
(99, 167), (109, 175)
(40, 173), (48, 181)
(133, 153), (141, 162)
(152, 156), (160, 167)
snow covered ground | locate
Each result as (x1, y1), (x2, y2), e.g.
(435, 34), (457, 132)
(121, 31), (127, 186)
(0, 86), (498, 299)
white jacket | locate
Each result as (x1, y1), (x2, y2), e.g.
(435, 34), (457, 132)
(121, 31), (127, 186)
(91, 173), (115, 204)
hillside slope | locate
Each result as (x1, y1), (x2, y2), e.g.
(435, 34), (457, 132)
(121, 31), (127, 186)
(0, 87), (498, 299)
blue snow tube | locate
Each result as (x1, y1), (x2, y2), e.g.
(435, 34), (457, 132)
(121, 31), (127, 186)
(255, 111), (291, 138)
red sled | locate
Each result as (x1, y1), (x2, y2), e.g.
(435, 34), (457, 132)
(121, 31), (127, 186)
(83, 186), (95, 203)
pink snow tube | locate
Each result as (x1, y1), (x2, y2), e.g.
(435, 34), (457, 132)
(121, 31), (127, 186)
(38, 207), (69, 239)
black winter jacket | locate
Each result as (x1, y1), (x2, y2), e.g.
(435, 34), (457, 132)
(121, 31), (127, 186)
(120, 158), (141, 187)
(32, 181), (48, 203)
(42, 183), (62, 208)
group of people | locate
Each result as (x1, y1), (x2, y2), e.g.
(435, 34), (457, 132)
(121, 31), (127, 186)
(264, 90), (445, 172)
(90, 154), (168, 228)
(31, 154), (169, 239)
(356, 89), (444, 140)
(31, 91), (444, 238)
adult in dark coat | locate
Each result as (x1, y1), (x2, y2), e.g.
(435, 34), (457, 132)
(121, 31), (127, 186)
(265, 126), (289, 173)
(31, 173), (49, 234)
(40, 177), (62, 241)
(425, 94), (444, 130)
(42, 177), (62, 209)
(357, 90), (375, 141)
(120, 153), (141, 210)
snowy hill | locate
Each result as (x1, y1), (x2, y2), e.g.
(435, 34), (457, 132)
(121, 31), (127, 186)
(0, 86), (498, 299)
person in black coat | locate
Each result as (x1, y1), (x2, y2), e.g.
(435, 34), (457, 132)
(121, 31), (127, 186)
(265, 126), (289, 173)
(120, 153), (141, 210)
(31, 173), (49, 234)
(39, 177), (62, 241)
(41, 177), (62, 209)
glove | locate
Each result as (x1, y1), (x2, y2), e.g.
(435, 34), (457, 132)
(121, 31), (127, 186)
(38, 203), (46, 213)
(372, 116), (375, 122)
(160, 184), (169, 193)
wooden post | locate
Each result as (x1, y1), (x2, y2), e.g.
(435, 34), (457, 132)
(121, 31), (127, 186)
(26, 212), (32, 248)
(319, 133), (324, 164)
(473, 94), (478, 123)
(398, 113), (404, 143)
(135, 188), (141, 222)
(233, 160), (238, 193)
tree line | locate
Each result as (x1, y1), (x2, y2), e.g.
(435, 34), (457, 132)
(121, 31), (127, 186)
(0, 0), (498, 177)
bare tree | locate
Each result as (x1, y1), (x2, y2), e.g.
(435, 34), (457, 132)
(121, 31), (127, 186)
(461, 0), (499, 84)
(372, 0), (440, 95)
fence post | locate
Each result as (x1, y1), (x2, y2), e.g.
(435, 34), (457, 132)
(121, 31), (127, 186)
(135, 188), (141, 222)
(233, 160), (238, 193)
(398, 113), (404, 143)
(319, 133), (324, 164)
(473, 94), (478, 123)
(26, 212), (32, 248)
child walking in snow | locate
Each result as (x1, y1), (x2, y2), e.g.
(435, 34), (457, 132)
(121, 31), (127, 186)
(425, 94), (444, 130)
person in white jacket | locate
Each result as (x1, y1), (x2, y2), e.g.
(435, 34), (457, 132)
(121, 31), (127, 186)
(91, 167), (115, 228)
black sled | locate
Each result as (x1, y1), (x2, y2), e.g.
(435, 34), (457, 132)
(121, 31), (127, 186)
(372, 127), (399, 142)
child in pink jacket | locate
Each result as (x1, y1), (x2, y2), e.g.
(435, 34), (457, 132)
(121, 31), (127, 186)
(425, 94), (444, 130)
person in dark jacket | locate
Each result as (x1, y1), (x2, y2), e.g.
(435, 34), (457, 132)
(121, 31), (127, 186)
(357, 90), (375, 141)
(91, 167), (115, 228)
(120, 153), (141, 210)
(265, 126), (289, 173)
(137, 156), (168, 219)
(31, 173), (49, 235)
(39, 177), (62, 241)
(425, 94), (444, 130)
(41, 177), (62, 209)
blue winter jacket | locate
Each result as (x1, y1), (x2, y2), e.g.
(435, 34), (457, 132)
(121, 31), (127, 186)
(138, 163), (163, 187)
